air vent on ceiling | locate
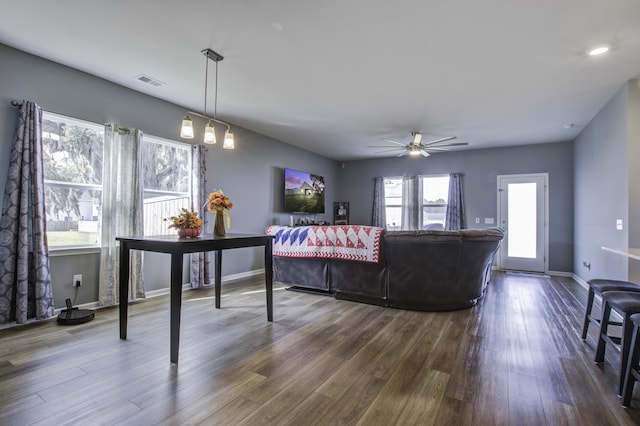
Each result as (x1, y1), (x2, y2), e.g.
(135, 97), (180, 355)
(134, 74), (165, 87)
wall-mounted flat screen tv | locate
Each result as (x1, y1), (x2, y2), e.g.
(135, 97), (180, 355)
(284, 168), (325, 213)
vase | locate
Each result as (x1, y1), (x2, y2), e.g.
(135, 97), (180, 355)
(178, 227), (201, 238)
(214, 210), (226, 236)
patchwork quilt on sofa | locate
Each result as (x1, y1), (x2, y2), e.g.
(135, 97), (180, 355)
(265, 225), (383, 263)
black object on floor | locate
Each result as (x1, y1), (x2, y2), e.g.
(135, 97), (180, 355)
(57, 298), (94, 325)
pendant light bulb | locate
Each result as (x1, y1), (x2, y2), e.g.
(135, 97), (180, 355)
(204, 122), (216, 144)
(180, 115), (194, 139)
(223, 130), (235, 149)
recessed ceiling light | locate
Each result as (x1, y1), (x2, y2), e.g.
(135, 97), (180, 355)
(588, 46), (609, 56)
(563, 123), (575, 129)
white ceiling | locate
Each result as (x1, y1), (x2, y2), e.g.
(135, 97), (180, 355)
(1, 1), (639, 161)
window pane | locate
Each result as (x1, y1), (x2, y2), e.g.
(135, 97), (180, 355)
(142, 136), (192, 236)
(421, 176), (449, 204)
(383, 178), (403, 230)
(422, 205), (447, 228)
(385, 207), (402, 230)
(42, 113), (104, 247)
(420, 175), (449, 229)
(142, 140), (191, 193)
(144, 194), (191, 236)
(507, 182), (537, 258)
(45, 187), (101, 246)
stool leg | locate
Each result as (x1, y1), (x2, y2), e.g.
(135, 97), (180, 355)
(582, 288), (595, 339)
(622, 323), (640, 407)
(595, 302), (611, 363)
(620, 313), (635, 395)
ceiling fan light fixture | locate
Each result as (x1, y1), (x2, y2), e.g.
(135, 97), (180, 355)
(413, 132), (422, 145)
(180, 115), (194, 139)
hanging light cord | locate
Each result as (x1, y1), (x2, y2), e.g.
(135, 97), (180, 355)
(186, 49), (231, 132)
(203, 53), (209, 118)
(214, 59), (218, 119)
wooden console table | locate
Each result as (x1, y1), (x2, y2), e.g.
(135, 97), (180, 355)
(116, 233), (274, 363)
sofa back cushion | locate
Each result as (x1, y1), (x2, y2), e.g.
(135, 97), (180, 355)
(384, 228), (504, 310)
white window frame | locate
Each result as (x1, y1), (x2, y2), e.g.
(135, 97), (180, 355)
(42, 112), (104, 252)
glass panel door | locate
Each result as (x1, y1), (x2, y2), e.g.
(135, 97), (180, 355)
(498, 174), (547, 273)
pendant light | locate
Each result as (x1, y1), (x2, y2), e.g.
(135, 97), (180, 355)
(180, 115), (194, 139)
(180, 48), (235, 149)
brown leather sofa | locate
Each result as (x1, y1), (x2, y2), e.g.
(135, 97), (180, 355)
(272, 227), (505, 311)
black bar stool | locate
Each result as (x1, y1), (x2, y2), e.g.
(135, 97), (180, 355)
(581, 279), (640, 340)
(594, 291), (640, 395)
(622, 313), (640, 407)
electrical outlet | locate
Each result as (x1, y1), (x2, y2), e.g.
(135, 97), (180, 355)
(475, 217), (480, 224)
(73, 274), (83, 287)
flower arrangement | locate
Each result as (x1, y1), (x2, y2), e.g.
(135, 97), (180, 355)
(164, 207), (204, 229)
(206, 190), (233, 236)
(207, 190), (233, 213)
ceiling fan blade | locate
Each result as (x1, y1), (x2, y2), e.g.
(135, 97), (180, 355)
(421, 136), (457, 147)
(424, 147), (450, 152)
(395, 151), (408, 157)
(367, 145), (405, 148)
(430, 142), (469, 147)
(381, 139), (408, 146)
(420, 150), (430, 157)
(374, 148), (407, 154)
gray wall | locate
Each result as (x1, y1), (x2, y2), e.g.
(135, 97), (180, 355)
(0, 43), (337, 308)
(628, 79), (640, 282)
(337, 142), (575, 273)
(573, 83), (631, 282)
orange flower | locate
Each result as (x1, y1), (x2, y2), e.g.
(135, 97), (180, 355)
(164, 207), (204, 229)
(207, 190), (233, 213)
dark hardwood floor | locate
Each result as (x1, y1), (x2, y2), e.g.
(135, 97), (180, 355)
(1, 272), (639, 425)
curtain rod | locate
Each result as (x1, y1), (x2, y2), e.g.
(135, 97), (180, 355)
(10, 100), (23, 107)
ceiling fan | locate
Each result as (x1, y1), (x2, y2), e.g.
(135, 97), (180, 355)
(368, 132), (469, 157)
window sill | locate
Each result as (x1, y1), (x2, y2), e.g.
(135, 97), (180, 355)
(49, 246), (101, 257)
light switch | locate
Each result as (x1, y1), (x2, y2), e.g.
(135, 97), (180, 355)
(475, 218), (480, 224)
(617, 219), (623, 230)
(485, 218), (494, 224)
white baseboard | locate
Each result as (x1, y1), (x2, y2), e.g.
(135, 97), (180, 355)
(548, 270), (573, 278)
(571, 274), (589, 290)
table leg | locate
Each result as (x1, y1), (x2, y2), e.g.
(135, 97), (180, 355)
(265, 239), (273, 322)
(215, 250), (222, 309)
(119, 242), (130, 340)
(170, 252), (184, 363)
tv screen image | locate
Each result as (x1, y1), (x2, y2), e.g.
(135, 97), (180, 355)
(284, 168), (325, 213)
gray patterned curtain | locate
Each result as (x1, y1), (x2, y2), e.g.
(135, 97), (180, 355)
(401, 176), (416, 230)
(190, 144), (210, 288)
(0, 101), (55, 324)
(372, 177), (386, 227)
(445, 172), (465, 230)
(99, 124), (144, 306)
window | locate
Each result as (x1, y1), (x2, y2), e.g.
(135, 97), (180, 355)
(142, 135), (192, 236)
(419, 175), (449, 229)
(383, 177), (403, 230)
(42, 112), (104, 248)
(382, 174), (450, 231)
